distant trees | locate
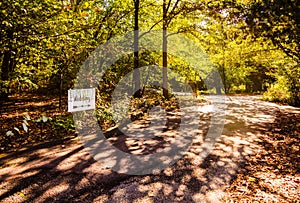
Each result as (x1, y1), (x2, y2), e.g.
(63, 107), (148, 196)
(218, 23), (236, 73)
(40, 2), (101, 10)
(240, 0), (300, 105)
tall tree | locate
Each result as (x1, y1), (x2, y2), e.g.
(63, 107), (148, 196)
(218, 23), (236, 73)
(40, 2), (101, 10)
(160, 0), (203, 98)
(162, 0), (168, 98)
(133, 0), (141, 97)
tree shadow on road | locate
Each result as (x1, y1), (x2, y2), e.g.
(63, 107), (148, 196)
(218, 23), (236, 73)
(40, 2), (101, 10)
(0, 96), (298, 202)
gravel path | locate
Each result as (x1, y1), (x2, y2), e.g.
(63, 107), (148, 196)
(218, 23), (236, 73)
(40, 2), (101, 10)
(0, 95), (299, 202)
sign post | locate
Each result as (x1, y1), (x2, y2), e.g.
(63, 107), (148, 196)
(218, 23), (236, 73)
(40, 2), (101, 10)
(68, 88), (95, 112)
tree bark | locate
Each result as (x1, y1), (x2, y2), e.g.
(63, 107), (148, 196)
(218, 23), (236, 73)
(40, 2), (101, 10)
(59, 65), (63, 111)
(133, 0), (141, 97)
(162, 0), (168, 98)
(1, 31), (14, 100)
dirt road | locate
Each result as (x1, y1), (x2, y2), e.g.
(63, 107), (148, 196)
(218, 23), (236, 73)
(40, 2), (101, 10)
(0, 96), (299, 202)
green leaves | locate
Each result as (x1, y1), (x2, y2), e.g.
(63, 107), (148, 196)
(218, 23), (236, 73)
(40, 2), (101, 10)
(84, 2), (90, 9)
(0, 0), (298, 105)
(242, 0), (300, 62)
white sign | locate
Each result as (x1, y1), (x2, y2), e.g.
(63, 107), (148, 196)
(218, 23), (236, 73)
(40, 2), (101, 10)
(68, 88), (95, 112)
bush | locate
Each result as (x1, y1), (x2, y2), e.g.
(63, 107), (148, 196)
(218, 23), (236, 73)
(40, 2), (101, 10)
(263, 76), (291, 104)
(95, 87), (180, 131)
(51, 115), (75, 136)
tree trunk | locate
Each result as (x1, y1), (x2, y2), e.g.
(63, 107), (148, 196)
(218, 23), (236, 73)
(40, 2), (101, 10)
(289, 75), (300, 106)
(222, 65), (226, 94)
(1, 51), (11, 82)
(162, 0), (168, 98)
(133, 0), (141, 98)
(59, 65), (63, 111)
(1, 31), (14, 100)
(221, 20), (227, 94)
